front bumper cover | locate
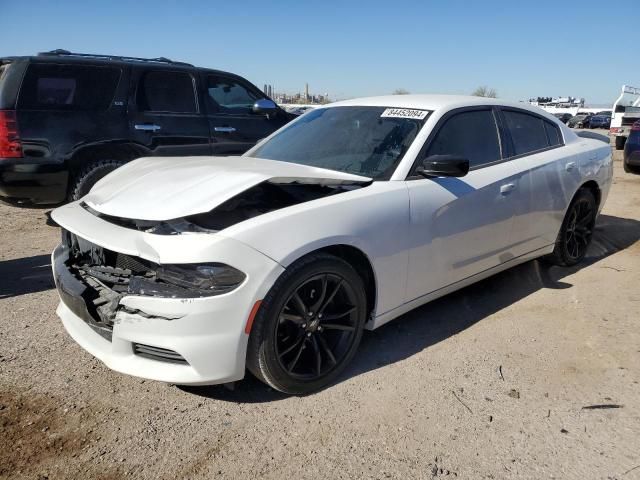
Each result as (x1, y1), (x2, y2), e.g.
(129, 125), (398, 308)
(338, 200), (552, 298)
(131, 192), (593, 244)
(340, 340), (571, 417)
(51, 203), (285, 385)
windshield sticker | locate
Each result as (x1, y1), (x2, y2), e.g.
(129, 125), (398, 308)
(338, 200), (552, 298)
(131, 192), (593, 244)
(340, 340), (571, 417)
(381, 108), (429, 120)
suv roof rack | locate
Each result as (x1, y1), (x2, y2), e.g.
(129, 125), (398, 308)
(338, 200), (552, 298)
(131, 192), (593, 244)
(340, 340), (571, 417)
(37, 49), (193, 67)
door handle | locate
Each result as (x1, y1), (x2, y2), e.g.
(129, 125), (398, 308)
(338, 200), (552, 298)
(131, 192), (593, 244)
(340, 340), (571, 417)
(565, 161), (576, 172)
(500, 183), (516, 195)
(134, 124), (162, 132)
(214, 126), (237, 133)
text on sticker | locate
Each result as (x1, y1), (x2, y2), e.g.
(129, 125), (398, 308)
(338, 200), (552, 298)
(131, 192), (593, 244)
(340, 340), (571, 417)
(380, 108), (429, 120)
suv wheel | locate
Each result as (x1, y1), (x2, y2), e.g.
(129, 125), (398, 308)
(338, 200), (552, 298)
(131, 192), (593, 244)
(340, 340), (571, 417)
(615, 136), (626, 150)
(69, 160), (125, 201)
(247, 253), (367, 395)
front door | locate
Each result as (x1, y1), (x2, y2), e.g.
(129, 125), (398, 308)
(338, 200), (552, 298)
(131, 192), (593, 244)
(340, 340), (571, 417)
(202, 74), (290, 155)
(129, 68), (211, 157)
(404, 107), (527, 302)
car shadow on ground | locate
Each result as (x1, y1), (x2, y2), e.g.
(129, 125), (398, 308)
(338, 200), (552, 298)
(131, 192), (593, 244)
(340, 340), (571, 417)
(0, 254), (54, 299)
(183, 214), (640, 403)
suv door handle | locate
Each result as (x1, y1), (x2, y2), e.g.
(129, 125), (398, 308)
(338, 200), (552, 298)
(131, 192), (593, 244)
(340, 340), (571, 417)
(135, 124), (162, 132)
(565, 161), (576, 172)
(500, 183), (516, 195)
(214, 126), (237, 133)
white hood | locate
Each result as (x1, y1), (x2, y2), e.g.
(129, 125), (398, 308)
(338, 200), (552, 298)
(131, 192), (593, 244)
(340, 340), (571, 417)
(83, 156), (371, 221)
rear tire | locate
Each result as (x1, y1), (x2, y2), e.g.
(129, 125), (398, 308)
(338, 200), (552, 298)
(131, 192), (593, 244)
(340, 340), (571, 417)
(247, 253), (367, 395)
(545, 188), (596, 267)
(69, 160), (125, 201)
(615, 136), (626, 150)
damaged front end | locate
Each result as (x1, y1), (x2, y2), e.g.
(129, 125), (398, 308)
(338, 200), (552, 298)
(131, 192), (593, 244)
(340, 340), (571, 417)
(83, 179), (369, 235)
(53, 230), (245, 340)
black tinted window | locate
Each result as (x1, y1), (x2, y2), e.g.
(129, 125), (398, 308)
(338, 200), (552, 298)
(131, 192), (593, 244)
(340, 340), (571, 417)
(544, 121), (562, 146)
(137, 71), (197, 113)
(426, 110), (501, 168)
(18, 64), (120, 111)
(206, 76), (260, 114)
(503, 110), (549, 155)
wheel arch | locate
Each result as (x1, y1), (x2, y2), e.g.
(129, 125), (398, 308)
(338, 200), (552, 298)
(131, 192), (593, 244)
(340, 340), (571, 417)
(66, 141), (150, 172)
(578, 179), (601, 209)
(283, 244), (378, 321)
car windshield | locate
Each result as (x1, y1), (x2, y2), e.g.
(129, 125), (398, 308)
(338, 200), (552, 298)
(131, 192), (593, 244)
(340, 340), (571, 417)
(247, 106), (428, 179)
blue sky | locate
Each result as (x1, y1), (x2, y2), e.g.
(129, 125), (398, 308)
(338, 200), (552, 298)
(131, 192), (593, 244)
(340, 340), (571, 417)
(1, 0), (634, 105)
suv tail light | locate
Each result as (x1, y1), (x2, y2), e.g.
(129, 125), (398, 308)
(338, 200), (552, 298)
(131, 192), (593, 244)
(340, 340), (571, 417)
(0, 110), (23, 158)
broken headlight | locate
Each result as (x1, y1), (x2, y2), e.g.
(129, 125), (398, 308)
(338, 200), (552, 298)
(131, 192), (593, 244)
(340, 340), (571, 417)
(130, 263), (246, 298)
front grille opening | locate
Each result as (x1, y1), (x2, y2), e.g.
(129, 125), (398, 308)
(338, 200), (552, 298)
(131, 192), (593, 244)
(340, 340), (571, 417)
(132, 343), (188, 364)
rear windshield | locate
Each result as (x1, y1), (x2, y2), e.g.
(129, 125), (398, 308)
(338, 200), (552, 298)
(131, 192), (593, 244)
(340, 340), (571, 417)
(18, 63), (121, 111)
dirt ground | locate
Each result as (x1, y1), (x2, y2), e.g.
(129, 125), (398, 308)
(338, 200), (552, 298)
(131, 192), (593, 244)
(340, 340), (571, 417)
(1, 138), (639, 480)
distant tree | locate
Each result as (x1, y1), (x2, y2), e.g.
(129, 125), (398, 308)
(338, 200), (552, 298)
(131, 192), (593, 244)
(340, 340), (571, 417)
(393, 88), (410, 95)
(472, 86), (497, 98)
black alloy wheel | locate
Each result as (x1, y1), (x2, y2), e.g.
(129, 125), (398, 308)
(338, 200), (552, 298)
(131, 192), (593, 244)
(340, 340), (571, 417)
(546, 188), (596, 266)
(247, 253), (367, 395)
(275, 273), (359, 380)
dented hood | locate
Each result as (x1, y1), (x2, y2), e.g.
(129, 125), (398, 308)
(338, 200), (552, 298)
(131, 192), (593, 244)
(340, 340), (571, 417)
(83, 156), (371, 221)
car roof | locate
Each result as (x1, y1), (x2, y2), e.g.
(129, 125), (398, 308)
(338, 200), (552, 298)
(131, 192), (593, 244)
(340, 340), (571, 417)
(328, 94), (551, 116)
(0, 53), (241, 78)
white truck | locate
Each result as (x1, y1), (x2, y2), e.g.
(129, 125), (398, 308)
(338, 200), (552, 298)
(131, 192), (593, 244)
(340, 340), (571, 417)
(611, 85), (640, 150)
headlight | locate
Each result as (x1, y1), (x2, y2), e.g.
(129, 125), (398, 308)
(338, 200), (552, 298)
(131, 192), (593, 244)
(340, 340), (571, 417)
(157, 264), (245, 293)
(129, 263), (246, 298)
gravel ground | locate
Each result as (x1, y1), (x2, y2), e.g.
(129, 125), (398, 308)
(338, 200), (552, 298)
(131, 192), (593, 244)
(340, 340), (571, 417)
(1, 137), (639, 480)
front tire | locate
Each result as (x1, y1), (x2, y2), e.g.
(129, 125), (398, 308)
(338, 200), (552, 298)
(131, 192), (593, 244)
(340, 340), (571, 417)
(247, 253), (367, 395)
(545, 188), (596, 266)
(69, 160), (125, 201)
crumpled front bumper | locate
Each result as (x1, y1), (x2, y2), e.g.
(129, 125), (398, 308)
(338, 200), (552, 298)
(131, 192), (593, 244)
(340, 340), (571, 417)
(51, 202), (285, 385)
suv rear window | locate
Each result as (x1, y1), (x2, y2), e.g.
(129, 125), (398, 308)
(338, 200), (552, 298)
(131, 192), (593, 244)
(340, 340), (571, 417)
(0, 64), (10, 87)
(18, 63), (121, 111)
(137, 71), (197, 113)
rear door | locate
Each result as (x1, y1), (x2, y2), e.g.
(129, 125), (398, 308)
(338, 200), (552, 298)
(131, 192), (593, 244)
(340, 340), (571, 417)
(129, 68), (210, 156)
(201, 73), (289, 155)
(500, 108), (578, 251)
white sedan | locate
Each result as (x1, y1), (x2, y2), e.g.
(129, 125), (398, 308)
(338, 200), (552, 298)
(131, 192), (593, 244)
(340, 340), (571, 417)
(51, 95), (612, 394)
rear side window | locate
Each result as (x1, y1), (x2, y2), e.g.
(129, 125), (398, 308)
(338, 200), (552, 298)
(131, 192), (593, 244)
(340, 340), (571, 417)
(206, 76), (260, 114)
(0, 64), (10, 87)
(502, 110), (550, 155)
(137, 71), (197, 113)
(18, 63), (120, 111)
(544, 121), (562, 146)
(426, 109), (501, 168)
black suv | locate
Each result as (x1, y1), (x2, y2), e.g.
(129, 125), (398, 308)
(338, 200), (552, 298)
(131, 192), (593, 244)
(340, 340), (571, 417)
(0, 50), (295, 206)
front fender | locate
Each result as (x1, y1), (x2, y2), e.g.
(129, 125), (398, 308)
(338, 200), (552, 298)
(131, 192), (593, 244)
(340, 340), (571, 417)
(224, 181), (411, 317)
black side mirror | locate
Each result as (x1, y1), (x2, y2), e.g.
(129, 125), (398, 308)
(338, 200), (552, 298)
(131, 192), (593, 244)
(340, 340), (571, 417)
(253, 99), (278, 115)
(417, 155), (470, 178)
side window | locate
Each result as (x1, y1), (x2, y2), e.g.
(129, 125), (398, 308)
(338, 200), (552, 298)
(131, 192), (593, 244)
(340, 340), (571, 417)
(137, 71), (197, 113)
(544, 121), (562, 146)
(426, 109), (501, 168)
(503, 110), (549, 155)
(18, 64), (121, 111)
(206, 76), (260, 114)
